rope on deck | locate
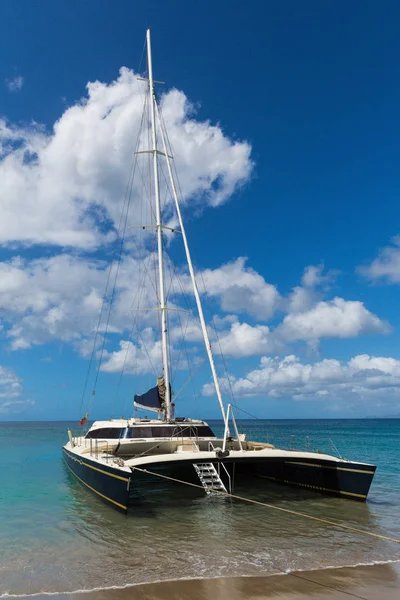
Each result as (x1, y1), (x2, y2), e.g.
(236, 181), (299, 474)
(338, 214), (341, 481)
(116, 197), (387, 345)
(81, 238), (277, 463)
(130, 466), (400, 546)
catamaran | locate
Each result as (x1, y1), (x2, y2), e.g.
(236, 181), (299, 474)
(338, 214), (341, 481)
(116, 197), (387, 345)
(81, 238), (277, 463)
(62, 30), (376, 512)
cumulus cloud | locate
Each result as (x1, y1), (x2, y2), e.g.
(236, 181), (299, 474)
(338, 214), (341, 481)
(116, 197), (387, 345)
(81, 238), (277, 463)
(5, 75), (24, 92)
(0, 255), (106, 350)
(101, 331), (163, 375)
(100, 327), (195, 376)
(286, 264), (338, 314)
(301, 264), (337, 288)
(214, 321), (282, 357)
(202, 353), (400, 408)
(359, 236), (400, 283)
(277, 297), (390, 342)
(0, 253), (165, 351)
(0, 68), (252, 249)
(185, 257), (281, 320)
(0, 251), (389, 358)
(0, 365), (32, 414)
(198, 295), (389, 360)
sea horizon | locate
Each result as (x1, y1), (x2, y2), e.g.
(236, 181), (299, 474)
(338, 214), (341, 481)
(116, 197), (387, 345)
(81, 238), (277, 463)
(2, 416), (400, 423)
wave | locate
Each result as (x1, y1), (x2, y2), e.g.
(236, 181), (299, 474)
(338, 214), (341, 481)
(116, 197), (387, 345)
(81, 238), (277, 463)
(2, 558), (400, 598)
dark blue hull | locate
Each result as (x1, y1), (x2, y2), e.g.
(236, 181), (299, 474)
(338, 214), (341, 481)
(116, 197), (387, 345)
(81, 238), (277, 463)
(63, 448), (376, 513)
(62, 447), (130, 512)
(128, 455), (375, 502)
(247, 456), (376, 500)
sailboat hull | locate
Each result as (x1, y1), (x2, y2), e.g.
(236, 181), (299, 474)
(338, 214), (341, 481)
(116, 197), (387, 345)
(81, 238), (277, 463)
(127, 454), (376, 502)
(242, 456), (376, 500)
(62, 447), (130, 512)
(63, 437), (376, 511)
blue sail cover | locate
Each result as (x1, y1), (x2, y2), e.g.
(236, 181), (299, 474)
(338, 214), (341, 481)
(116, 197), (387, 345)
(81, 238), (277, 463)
(134, 385), (162, 412)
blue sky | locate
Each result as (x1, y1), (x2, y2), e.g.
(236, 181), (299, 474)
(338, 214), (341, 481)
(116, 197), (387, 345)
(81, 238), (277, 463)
(1, 0), (400, 420)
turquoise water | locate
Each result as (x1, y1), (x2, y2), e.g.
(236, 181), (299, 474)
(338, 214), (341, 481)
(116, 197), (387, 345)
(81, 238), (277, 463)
(0, 419), (399, 596)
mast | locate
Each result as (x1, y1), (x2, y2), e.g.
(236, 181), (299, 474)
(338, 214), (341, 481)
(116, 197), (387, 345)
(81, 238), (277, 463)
(154, 101), (227, 422)
(147, 28), (171, 420)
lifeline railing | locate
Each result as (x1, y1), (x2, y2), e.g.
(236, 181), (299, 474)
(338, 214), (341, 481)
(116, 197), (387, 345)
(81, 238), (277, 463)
(88, 438), (110, 462)
(288, 434), (343, 457)
(172, 425), (201, 445)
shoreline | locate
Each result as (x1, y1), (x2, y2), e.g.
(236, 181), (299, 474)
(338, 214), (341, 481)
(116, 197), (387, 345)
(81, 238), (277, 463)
(5, 560), (400, 599)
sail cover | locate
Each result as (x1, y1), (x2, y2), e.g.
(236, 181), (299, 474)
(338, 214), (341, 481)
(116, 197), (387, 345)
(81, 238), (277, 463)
(134, 377), (170, 413)
(134, 386), (161, 412)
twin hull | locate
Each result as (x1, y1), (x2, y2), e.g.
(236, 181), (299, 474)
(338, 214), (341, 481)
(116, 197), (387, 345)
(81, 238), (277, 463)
(62, 445), (376, 513)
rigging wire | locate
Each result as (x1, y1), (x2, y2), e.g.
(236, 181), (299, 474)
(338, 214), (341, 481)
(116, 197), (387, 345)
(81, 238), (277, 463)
(110, 258), (150, 418)
(163, 245), (203, 412)
(110, 82), (179, 411)
(79, 76), (148, 417)
(90, 109), (146, 394)
(156, 100), (237, 416)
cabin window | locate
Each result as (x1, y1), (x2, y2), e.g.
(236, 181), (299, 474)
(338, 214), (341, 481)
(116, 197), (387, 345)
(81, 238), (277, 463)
(125, 425), (215, 438)
(86, 427), (126, 439)
(85, 424), (215, 439)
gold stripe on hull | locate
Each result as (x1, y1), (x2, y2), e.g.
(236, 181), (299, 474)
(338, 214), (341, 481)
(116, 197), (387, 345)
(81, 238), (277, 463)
(62, 453), (128, 510)
(284, 460), (375, 475)
(259, 474), (367, 499)
(82, 461), (129, 482)
(63, 448), (130, 482)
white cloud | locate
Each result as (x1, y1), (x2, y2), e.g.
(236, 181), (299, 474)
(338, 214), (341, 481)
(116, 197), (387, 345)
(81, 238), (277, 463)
(0, 255), (106, 350)
(301, 264), (337, 288)
(169, 319), (204, 344)
(187, 257), (281, 320)
(0, 399), (35, 414)
(203, 353), (400, 408)
(159, 89), (253, 207)
(0, 253), (163, 351)
(286, 285), (318, 314)
(0, 68), (252, 248)
(0, 365), (22, 397)
(101, 331), (163, 375)
(214, 321), (282, 357)
(359, 236), (400, 283)
(0, 365), (32, 414)
(0, 252), (388, 358)
(5, 75), (24, 92)
(286, 264), (338, 314)
(277, 297), (390, 342)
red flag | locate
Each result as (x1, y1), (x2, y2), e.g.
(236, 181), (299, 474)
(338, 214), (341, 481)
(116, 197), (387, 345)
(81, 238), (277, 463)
(79, 413), (88, 426)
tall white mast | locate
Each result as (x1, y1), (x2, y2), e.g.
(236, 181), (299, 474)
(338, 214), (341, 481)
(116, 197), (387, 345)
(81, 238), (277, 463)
(155, 101), (227, 422)
(147, 28), (171, 420)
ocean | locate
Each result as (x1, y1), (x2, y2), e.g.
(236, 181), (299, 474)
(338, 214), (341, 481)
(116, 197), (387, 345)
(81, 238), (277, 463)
(0, 419), (399, 597)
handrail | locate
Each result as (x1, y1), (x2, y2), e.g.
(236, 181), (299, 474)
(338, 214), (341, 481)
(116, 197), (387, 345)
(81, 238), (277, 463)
(329, 438), (343, 459)
(230, 408), (243, 451)
(219, 461), (232, 494)
(172, 425), (199, 442)
(222, 404), (243, 452)
(87, 439), (110, 462)
(207, 440), (232, 493)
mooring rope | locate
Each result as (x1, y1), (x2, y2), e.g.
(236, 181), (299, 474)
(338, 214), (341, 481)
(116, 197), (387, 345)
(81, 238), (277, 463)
(130, 466), (400, 545)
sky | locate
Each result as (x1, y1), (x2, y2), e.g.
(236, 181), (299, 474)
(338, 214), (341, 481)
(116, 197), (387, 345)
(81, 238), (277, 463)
(1, 0), (400, 421)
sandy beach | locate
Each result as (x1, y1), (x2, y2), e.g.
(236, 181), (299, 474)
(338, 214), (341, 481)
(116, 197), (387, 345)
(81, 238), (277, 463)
(23, 561), (400, 600)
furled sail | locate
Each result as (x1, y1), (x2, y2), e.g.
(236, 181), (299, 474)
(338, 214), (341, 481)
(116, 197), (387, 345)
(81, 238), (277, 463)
(134, 377), (170, 414)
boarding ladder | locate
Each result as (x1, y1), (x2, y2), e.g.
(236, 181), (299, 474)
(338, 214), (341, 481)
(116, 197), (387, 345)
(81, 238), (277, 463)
(193, 463), (228, 495)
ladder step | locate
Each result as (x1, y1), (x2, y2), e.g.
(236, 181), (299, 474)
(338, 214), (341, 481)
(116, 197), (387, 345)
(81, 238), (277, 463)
(193, 462), (228, 496)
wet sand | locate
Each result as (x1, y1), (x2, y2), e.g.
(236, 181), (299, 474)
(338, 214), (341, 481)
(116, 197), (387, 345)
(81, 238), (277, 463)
(24, 561), (400, 599)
